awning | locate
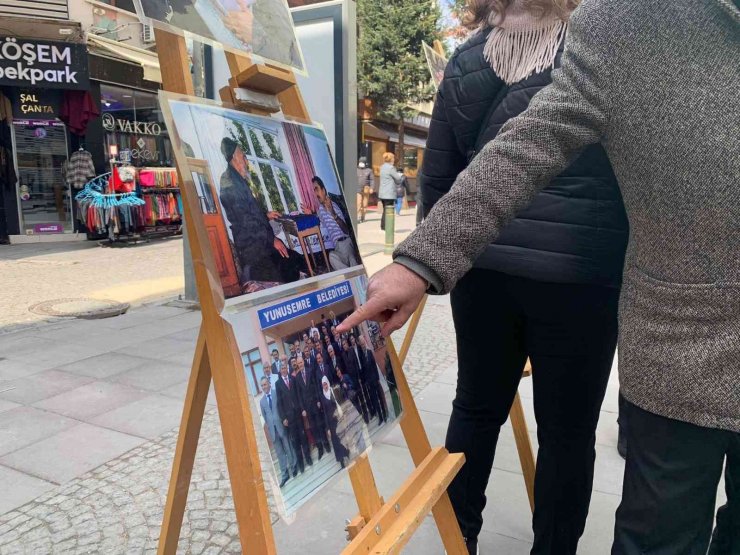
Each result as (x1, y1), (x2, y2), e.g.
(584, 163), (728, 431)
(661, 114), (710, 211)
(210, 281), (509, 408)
(362, 121), (389, 141)
(87, 34), (162, 84)
(382, 126), (427, 149)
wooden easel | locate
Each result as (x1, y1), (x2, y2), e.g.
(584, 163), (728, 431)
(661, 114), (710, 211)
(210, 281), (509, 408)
(153, 28), (467, 554)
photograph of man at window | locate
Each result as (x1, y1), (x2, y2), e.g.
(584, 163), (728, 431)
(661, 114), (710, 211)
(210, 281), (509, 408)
(219, 137), (305, 284)
(302, 176), (359, 271)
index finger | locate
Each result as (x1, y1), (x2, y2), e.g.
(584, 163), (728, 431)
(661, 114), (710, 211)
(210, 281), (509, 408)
(338, 297), (384, 333)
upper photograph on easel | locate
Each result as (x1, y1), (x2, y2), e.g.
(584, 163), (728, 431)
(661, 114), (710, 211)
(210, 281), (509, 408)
(160, 95), (362, 305)
(135, 0), (305, 73)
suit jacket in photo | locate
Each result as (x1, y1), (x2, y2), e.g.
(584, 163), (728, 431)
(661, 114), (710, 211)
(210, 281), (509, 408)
(341, 349), (360, 382)
(270, 360), (280, 376)
(295, 369), (320, 415)
(314, 360), (336, 391)
(349, 346), (365, 381)
(276, 374), (300, 426)
(360, 348), (380, 384)
(260, 391), (287, 442)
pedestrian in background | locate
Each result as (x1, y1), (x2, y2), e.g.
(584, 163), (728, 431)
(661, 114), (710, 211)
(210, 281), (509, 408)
(408, 0), (628, 552)
(378, 152), (403, 231)
(340, 0), (739, 554)
(356, 156), (373, 223)
(395, 169), (409, 215)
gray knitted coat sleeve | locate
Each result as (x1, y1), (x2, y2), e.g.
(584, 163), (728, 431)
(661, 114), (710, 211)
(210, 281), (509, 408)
(394, 4), (612, 294)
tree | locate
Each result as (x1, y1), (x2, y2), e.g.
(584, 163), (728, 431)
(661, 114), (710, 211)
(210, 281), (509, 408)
(444, 0), (472, 46)
(358, 0), (444, 164)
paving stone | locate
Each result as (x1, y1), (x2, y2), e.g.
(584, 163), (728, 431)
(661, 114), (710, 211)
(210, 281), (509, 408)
(0, 424), (143, 484)
(0, 369), (94, 404)
(0, 406), (78, 456)
(91, 395), (184, 440)
(33, 381), (149, 420)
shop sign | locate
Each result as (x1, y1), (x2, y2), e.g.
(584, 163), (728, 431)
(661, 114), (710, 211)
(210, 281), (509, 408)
(102, 113), (162, 136)
(33, 223), (64, 234)
(12, 89), (61, 120)
(0, 37), (89, 89)
(257, 281), (354, 329)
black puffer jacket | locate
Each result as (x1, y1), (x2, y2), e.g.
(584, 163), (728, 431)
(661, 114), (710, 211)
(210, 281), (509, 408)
(420, 28), (628, 287)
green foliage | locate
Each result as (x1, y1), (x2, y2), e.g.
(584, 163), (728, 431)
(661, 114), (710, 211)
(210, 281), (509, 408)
(358, 0), (444, 121)
(263, 133), (285, 162)
(249, 129), (267, 158)
(229, 121), (268, 211)
(277, 168), (298, 212)
(259, 163), (284, 212)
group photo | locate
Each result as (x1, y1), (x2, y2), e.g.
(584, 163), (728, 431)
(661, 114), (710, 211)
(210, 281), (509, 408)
(225, 275), (401, 517)
(162, 97), (362, 302)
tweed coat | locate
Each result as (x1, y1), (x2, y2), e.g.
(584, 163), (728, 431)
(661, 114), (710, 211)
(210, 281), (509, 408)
(395, 0), (740, 432)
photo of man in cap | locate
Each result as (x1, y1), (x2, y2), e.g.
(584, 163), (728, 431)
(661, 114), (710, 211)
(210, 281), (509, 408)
(219, 136), (305, 285)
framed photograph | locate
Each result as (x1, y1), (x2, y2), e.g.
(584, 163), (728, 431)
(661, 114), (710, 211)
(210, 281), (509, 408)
(422, 40), (448, 88)
(135, 0), (306, 74)
(159, 93), (363, 308)
(226, 273), (403, 519)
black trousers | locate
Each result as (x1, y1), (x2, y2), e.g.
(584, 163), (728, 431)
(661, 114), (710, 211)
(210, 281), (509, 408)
(445, 269), (619, 553)
(288, 417), (312, 469)
(613, 400), (740, 554)
(379, 199), (395, 230)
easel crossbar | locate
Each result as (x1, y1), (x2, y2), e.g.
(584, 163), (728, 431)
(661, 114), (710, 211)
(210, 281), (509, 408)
(342, 448), (465, 555)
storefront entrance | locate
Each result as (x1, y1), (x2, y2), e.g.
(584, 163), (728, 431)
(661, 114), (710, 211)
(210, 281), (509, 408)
(13, 122), (71, 234)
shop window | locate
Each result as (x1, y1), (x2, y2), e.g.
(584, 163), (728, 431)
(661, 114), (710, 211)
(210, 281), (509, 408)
(403, 148), (418, 172)
(101, 84), (173, 168)
(229, 121), (299, 214)
(243, 348), (264, 397)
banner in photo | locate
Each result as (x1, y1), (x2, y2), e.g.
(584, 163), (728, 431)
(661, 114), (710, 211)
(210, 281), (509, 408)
(136, 0), (305, 73)
(160, 94), (362, 308)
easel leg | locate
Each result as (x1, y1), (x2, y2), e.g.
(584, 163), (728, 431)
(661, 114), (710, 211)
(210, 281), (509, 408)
(158, 326), (212, 554)
(388, 338), (466, 554)
(510, 391), (536, 512)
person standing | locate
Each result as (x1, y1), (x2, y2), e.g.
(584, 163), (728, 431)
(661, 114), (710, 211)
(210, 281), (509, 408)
(319, 376), (351, 468)
(359, 336), (387, 425)
(276, 363), (311, 474)
(395, 170), (408, 215)
(357, 156), (373, 223)
(378, 152), (404, 231)
(345, 0), (630, 552)
(294, 357), (331, 459)
(260, 378), (296, 487)
(339, 1), (739, 554)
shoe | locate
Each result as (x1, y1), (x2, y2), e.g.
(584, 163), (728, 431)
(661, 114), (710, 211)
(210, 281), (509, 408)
(318, 448), (324, 460)
(465, 537), (478, 555)
(340, 460), (345, 469)
(280, 476), (289, 488)
(299, 464), (306, 474)
(325, 443), (332, 453)
(617, 424), (627, 459)
(306, 457), (313, 466)
(292, 467), (298, 478)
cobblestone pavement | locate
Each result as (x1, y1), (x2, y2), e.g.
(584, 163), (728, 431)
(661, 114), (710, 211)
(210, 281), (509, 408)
(0, 265), (456, 553)
(0, 238), (184, 332)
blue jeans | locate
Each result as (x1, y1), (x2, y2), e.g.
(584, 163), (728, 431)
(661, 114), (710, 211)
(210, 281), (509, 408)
(395, 198), (403, 214)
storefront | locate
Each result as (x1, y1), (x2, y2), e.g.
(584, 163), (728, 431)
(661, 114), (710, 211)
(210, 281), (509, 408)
(0, 17), (209, 242)
(0, 20), (91, 240)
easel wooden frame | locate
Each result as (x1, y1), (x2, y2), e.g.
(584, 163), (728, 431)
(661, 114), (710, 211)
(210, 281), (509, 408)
(153, 28), (467, 555)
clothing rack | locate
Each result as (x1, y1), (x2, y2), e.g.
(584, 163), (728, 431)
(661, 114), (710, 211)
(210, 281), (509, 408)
(75, 166), (183, 245)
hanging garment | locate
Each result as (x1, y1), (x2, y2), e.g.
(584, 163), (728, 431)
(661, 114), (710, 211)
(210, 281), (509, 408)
(59, 91), (101, 136)
(67, 150), (96, 189)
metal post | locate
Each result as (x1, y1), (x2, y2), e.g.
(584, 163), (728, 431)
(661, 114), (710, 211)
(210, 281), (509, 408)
(384, 204), (395, 255)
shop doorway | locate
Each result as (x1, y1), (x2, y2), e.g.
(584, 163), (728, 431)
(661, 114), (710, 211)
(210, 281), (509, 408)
(13, 123), (71, 234)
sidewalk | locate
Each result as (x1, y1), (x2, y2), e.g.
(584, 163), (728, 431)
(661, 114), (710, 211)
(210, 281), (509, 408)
(0, 208), (630, 554)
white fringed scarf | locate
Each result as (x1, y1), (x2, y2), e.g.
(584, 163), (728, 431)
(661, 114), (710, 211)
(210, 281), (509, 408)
(483, 2), (568, 85)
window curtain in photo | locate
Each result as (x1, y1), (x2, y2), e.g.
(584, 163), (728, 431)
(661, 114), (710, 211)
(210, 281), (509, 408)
(282, 123), (316, 211)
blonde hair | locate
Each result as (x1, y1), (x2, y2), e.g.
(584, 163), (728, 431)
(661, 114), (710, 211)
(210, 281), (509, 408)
(382, 152), (396, 164)
(462, 0), (579, 28)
